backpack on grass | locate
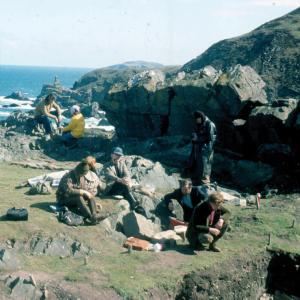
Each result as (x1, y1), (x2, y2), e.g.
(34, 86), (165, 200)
(6, 207), (28, 221)
(58, 207), (84, 226)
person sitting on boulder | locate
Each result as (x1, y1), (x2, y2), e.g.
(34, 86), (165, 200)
(102, 147), (138, 210)
(186, 192), (230, 252)
(186, 111), (217, 186)
(34, 93), (62, 139)
(164, 179), (203, 222)
(60, 105), (85, 148)
(56, 158), (103, 224)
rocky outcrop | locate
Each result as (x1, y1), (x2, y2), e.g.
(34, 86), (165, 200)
(182, 8), (300, 99)
(5, 91), (30, 100)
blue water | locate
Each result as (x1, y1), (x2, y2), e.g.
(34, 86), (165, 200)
(0, 65), (92, 97)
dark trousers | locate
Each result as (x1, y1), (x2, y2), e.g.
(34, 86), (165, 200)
(61, 132), (78, 147)
(35, 111), (61, 135)
(35, 115), (52, 134)
(59, 195), (97, 220)
(108, 182), (137, 210)
(191, 148), (214, 185)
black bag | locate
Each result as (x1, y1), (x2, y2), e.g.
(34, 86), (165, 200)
(6, 207), (28, 221)
(58, 207), (84, 226)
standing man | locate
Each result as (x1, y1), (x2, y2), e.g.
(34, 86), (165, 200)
(164, 179), (203, 222)
(187, 111), (217, 185)
(61, 105), (85, 148)
(102, 147), (138, 210)
(34, 94), (62, 139)
(186, 192), (230, 252)
(56, 158), (102, 224)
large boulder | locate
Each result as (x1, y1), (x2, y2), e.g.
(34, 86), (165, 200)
(0, 249), (22, 270)
(99, 155), (179, 194)
(5, 91), (30, 100)
(122, 212), (161, 240)
(247, 99), (298, 148)
(215, 65), (268, 117)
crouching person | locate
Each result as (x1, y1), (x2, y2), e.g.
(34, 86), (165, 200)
(56, 158), (102, 224)
(164, 179), (203, 223)
(61, 105), (85, 148)
(102, 147), (138, 210)
(186, 192), (230, 252)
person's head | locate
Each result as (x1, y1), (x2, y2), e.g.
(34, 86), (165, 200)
(111, 147), (124, 163)
(86, 156), (96, 171)
(75, 158), (90, 176)
(180, 179), (192, 195)
(70, 105), (80, 116)
(208, 192), (224, 210)
(45, 94), (56, 105)
(193, 110), (206, 125)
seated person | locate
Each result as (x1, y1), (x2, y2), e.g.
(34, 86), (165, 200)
(102, 147), (138, 210)
(34, 94), (62, 138)
(61, 105), (85, 147)
(56, 158), (102, 224)
(186, 192), (230, 252)
(164, 179), (203, 222)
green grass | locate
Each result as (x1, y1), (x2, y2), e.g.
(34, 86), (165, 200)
(0, 162), (299, 298)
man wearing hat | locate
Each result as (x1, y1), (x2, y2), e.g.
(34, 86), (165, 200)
(56, 158), (102, 224)
(61, 104), (85, 148)
(187, 110), (217, 185)
(102, 147), (138, 210)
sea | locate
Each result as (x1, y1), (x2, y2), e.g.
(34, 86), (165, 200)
(0, 65), (92, 121)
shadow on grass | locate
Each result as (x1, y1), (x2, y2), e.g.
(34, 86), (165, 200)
(30, 201), (56, 213)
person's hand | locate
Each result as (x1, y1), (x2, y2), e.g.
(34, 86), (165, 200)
(215, 219), (224, 230)
(168, 202), (174, 211)
(53, 116), (59, 123)
(82, 190), (92, 199)
(209, 227), (220, 236)
(191, 132), (197, 141)
(120, 178), (132, 187)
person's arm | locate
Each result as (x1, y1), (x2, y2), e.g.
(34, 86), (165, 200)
(52, 101), (61, 116)
(219, 206), (231, 223)
(206, 121), (217, 144)
(104, 165), (121, 183)
(164, 190), (180, 207)
(122, 161), (131, 179)
(42, 104), (56, 120)
(62, 118), (75, 133)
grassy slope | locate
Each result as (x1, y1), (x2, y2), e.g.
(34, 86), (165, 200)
(0, 163), (299, 299)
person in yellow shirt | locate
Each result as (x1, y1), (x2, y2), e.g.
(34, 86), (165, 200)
(61, 105), (85, 148)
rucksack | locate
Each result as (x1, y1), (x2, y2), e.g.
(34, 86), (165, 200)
(58, 207), (84, 226)
(6, 207), (28, 221)
(27, 182), (52, 195)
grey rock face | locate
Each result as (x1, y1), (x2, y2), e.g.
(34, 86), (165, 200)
(122, 212), (160, 240)
(29, 234), (90, 258)
(0, 249), (22, 270)
(216, 65), (268, 117)
(1, 275), (42, 300)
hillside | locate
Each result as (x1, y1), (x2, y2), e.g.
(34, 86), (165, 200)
(182, 7), (300, 99)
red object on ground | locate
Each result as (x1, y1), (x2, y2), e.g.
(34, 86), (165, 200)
(169, 217), (186, 229)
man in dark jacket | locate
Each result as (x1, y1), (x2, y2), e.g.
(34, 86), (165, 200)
(164, 179), (203, 222)
(186, 192), (230, 252)
(187, 111), (217, 185)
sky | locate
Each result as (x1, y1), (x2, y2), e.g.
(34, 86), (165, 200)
(0, 0), (299, 69)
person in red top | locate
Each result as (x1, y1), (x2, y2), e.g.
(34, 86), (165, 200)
(186, 192), (230, 252)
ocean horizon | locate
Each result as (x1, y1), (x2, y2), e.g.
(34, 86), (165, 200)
(0, 64), (92, 98)
(0, 64), (92, 121)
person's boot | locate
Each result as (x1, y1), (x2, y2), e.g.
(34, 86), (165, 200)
(209, 243), (221, 252)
